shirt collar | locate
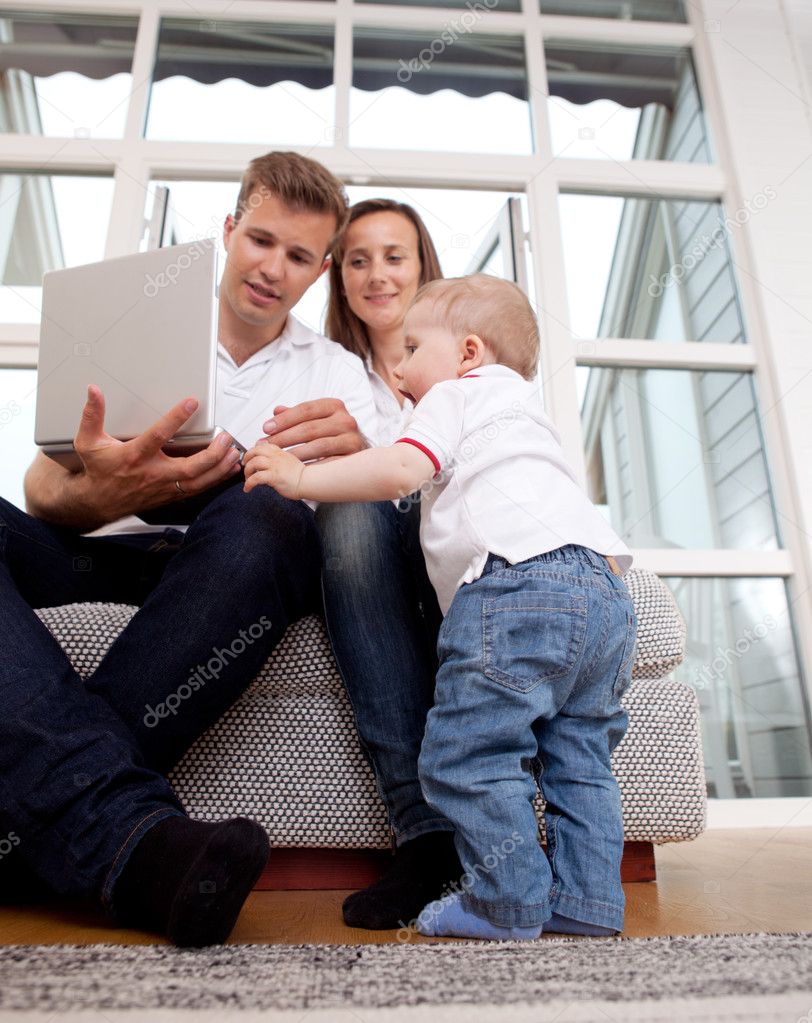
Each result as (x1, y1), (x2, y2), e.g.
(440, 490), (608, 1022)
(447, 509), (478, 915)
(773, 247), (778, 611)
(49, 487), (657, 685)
(285, 313), (319, 347)
(463, 364), (524, 381)
(218, 314), (317, 370)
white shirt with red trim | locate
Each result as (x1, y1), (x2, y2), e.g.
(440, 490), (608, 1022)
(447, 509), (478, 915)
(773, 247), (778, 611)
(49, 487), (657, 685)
(396, 364), (632, 615)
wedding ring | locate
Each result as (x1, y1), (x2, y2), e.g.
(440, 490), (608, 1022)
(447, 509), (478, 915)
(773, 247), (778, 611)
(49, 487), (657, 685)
(174, 480), (186, 495)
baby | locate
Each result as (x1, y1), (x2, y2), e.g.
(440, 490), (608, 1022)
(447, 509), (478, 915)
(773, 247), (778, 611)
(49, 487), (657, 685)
(244, 273), (636, 940)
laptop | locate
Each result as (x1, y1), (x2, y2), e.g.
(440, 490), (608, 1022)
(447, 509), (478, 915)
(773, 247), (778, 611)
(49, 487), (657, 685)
(35, 240), (220, 469)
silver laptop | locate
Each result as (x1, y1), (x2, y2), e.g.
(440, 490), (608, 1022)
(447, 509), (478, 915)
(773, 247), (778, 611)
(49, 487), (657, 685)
(35, 240), (220, 469)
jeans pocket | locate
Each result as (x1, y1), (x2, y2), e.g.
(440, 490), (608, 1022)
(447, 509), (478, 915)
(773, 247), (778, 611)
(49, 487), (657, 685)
(482, 590), (588, 694)
(612, 607), (637, 701)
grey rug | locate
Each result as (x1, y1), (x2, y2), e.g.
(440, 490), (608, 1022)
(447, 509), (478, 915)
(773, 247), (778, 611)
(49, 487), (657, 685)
(1, 933), (811, 1022)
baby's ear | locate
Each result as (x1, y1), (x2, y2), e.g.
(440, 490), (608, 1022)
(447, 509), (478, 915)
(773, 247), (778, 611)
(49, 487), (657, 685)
(460, 333), (486, 372)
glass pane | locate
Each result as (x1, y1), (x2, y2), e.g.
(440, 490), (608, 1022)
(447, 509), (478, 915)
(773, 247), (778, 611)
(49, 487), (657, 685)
(665, 576), (812, 798)
(146, 19), (334, 145)
(359, 0), (519, 7)
(0, 9), (137, 137)
(580, 368), (780, 549)
(144, 180), (528, 334)
(559, 194), (747, 342)
(541, 0), (685, 21)
(350, 27), (532, 154)
(0, 368), (37, 510)
(0, 173), (114, 322)
(545, 42), (710, 161)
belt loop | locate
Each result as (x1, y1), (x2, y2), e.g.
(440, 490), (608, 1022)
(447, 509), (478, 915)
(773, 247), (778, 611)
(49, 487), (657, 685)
(605, 555), (622, 577)
(486, 554), (505, 573)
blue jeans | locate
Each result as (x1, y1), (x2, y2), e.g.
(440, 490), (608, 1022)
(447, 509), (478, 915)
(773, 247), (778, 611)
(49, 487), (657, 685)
(418, 545), (637, 931)
(0, 482), (320, 910)
(316, 499), (451, 845)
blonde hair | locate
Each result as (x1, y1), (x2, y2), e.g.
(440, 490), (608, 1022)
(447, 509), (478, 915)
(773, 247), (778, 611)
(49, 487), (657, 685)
(234, 151), (349, 253)
(411, 274), (539, 380)
(326, 199), (443, 361)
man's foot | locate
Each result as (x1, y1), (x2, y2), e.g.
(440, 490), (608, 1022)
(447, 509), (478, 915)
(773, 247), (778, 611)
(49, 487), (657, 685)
(342, 830), (462, 930)
(114, 815), (270, 946)
(416, 892), (542, 940)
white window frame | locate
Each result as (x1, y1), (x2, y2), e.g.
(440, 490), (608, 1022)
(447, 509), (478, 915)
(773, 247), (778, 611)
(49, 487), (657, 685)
(1, 0), (810, 825)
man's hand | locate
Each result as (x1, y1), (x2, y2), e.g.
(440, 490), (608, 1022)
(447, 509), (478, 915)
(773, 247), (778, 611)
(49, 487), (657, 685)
(68, 385), (242, 522)
(243, 442), (305, 500)
(24, 384), (240, 527)
(259, 398), (366, 462)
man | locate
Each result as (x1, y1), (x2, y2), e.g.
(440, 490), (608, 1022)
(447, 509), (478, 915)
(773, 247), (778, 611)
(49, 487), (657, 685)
(0, 152), (375, 946)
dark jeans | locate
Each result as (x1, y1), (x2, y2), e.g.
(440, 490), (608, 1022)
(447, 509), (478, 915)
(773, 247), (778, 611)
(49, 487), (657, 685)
(0, 483), (320, 911)
(316, 498), (452, 845)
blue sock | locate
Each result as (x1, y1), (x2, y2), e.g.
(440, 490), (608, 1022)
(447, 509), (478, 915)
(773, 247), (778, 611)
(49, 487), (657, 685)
(544, 912), (617, 936)
(416, 892), (542, 941)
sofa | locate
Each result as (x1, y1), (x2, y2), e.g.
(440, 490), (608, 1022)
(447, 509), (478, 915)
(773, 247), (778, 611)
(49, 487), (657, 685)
(36, 567), (706, 873)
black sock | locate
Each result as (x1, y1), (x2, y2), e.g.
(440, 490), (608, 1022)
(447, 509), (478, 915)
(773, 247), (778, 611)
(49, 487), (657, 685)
(343, 830), (462, 930)
(113, 815), (270, 947)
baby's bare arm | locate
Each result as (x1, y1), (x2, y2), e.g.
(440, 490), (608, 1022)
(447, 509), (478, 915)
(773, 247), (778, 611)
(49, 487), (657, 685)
(243, 442), (435, 503)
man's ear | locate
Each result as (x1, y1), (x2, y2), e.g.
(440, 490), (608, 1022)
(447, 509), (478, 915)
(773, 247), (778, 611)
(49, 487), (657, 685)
(316, 253), (332, 280)
(223, 213), (236, 251)
(459, 333), (486, 375)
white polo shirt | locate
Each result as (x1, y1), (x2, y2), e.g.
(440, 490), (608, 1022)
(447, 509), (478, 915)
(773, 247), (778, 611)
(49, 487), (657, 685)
(396, 364), (632, 615)
(217, 314), (377, 450)
(365, 353), (413, 447)
(87, 314), (377, 537)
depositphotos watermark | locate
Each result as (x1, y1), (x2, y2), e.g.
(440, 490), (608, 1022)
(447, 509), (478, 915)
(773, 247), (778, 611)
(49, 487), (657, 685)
(0, 400), (21, 430)
(647, 187), (776, 298)
(396, 831), (524, 941)
(143, 237), (213, 298)
(143, 189), (268, 298)
(0, 831), (21, 861)
(397, 0), (500, 83)
(690, 614), (778, 691)
(143, 616), (272, 727)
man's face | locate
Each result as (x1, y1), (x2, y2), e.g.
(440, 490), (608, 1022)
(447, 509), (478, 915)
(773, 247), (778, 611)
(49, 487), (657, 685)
(220, 189), (337, 340)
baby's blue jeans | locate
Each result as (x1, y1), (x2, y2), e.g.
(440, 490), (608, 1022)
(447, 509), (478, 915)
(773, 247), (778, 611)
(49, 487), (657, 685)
(418, 544), (637, 932)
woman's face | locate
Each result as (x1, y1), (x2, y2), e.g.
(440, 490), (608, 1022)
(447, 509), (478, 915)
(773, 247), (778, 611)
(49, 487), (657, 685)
(340, 211), (423, 344)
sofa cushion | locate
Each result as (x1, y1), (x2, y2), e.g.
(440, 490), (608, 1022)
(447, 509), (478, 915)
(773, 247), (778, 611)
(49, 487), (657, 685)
(35, 568), (706, 849)
(624, 569), (686, 680)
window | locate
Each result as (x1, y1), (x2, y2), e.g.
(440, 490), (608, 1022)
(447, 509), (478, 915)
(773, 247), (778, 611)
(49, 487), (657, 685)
(0, 367), (36, 510)
(0, 9), (137, 137)
(545, 42), (711, 162)
(146, 19), (335, 146)
(560, 194), (746, 342)
(580, 367), (779, 550)
(350, 27), (532, 154)
(665, 576), (812, 798)
(358, 0), (520, 9)
(0, 172), (114, 322)
(540, 0), (686, 22)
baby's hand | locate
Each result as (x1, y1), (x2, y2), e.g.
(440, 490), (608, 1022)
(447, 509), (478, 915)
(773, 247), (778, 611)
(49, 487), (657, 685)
(243, 442), (305, 500)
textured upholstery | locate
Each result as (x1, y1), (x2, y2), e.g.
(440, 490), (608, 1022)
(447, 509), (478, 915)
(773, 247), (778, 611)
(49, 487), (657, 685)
(36, 568), (706, 849)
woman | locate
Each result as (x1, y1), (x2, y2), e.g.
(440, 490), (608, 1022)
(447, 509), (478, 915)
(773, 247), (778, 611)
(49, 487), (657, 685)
(326, 199), (442, 441)
(316, 200), (460, 930)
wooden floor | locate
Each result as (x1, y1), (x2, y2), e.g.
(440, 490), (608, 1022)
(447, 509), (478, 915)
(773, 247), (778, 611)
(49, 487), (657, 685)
(1, 828), (810, 945)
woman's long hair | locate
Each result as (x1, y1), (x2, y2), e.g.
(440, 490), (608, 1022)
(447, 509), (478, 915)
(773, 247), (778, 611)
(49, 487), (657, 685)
(325, 199), (443, 361)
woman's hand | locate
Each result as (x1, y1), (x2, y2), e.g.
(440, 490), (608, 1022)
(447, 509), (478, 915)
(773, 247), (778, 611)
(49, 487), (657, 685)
(243, 442), (306, 500)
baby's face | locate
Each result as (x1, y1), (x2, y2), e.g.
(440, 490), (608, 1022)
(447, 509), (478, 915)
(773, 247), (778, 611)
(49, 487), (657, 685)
(395, 302), (465, 404)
